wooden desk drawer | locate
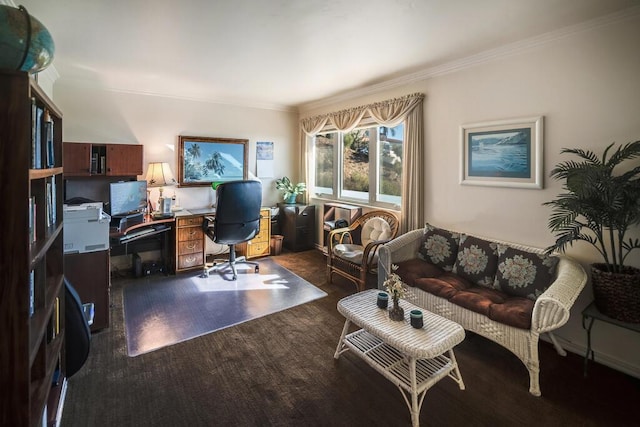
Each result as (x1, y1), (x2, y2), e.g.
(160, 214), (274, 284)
(177, 216), (204, 227)
(178, 252), (204, 270)
(247, 241), (270, 258)
(178, 239), (203, 255)
(178, 227), (203, 242)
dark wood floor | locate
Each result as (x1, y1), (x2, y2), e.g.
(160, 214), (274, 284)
(61, 249), (640, 426)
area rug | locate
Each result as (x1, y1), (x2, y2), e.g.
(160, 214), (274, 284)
(123, 258), (327, 356)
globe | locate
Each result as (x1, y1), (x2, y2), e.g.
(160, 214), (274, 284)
(0, 5), (55, 73)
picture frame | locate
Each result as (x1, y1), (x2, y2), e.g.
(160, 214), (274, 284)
(460, 116), (543, 189)
(178, 136), (249, 186)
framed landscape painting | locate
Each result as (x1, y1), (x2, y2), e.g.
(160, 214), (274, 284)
(178, 136), (248, 186)
(459, 116), (543, 189)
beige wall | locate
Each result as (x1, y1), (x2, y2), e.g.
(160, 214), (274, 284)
(54, 84), (300, 209)
(302, 14), (640, 376)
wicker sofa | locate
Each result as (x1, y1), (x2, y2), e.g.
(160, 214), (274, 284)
(378, 225), (587, 396)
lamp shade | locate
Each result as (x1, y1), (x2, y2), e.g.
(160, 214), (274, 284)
(145, 162), (177, 188)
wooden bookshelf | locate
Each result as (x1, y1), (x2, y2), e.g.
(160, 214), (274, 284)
(0, 71), (66, 426)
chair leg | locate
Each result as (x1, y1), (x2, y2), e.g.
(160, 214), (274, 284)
(202, 244), (259, 281)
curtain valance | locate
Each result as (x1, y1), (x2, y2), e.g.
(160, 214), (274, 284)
(301, 93), (424, 135)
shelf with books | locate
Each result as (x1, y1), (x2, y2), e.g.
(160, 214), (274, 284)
(0, 70), (66, 426)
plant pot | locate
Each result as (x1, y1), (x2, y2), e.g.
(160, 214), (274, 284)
(591, 263), (640, 324)
(284, 194), (297, 204)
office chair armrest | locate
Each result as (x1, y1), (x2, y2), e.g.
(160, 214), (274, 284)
(203, 216), (216, 241)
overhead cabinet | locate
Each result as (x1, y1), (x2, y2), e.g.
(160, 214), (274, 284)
(63, 142), (143, 177)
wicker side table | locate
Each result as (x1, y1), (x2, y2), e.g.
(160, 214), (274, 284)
(334, 290), (466, 427)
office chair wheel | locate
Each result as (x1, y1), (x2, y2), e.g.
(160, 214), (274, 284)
(255, 266), (259, 273)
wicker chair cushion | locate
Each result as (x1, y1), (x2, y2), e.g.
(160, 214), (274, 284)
(453, 235), (499, 288)
(494, 244), (559, 301)
(333, 243), (378, 265)
(361, 217), (393, 247)
(418, 224), (461, 272)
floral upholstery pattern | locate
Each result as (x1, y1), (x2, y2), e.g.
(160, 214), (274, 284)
(453, 235), (498, 288)
(494, 245), (559, 300)
(418, 224), (460, 271)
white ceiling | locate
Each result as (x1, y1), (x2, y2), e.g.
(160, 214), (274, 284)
(16, 0), (640, 110)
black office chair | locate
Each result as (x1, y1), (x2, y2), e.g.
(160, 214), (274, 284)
(201, 180), (262, 280)
(64, 278), (93, 377)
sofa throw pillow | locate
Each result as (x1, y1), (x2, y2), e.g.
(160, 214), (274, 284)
(494, 244), (559, 301)
(453, 235), (499, 288)
(418, 224), (461, 272)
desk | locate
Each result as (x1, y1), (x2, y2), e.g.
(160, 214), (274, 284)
(110, 215), (175, 274)
(581, 301), (640, 376)
(110, 209), (217, 274)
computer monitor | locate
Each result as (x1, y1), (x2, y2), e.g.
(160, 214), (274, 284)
(109, 180), (147, 218)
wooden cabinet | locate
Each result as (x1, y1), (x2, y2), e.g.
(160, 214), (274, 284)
(106, 144), (143, 176)
(64, 251), (110, 331)
(63, 142), (91, 176)
(63, 142), (143, 177)
(239, 208), (271, 259)
(175, 216), (205, 272)
(1, 71), (66, 426)
(278, 204), (316, 252)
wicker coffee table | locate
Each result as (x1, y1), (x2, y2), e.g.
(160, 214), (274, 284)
(334, 290), (465, 427)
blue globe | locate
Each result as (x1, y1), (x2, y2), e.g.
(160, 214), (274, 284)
(0, 5), (55, 73)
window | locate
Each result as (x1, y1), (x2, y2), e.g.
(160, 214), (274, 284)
(312, 122), (404, 208)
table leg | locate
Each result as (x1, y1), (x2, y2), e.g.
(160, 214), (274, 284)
(582, 315), (596, 377)
(334, 319), (351, 359)
(448, 349), (466, 390)
(409, 357), (420, 427)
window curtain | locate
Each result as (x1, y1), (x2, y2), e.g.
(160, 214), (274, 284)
(300, 93), (425, 234)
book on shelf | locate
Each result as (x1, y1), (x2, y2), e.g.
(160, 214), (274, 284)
(29, 197), (36, 243)
(45, 177), (57, 230)
(54, 297), (60, 335)
(29, 270), (35, 317)
(51, 176), (56, 226)
(32, 102), (43, 169)
(46, 181), (52, 229)
(43, 109), (54, 168)
(91, 152), (98, 174)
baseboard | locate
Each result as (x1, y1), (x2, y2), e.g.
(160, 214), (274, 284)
(541, 334), (640, 379)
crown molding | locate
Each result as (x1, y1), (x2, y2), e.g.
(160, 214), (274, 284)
(55, 77), (298, 113)
(298, 5), (640, 113)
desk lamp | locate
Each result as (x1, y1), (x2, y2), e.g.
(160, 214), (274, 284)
(145, 162), (177, 214)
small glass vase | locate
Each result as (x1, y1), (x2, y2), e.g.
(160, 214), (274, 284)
(389, 297), (404, 321)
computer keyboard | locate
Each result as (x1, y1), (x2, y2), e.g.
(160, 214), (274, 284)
(120, 227), (155, 241)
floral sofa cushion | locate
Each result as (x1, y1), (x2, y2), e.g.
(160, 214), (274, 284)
(452, 235), (499, 288)
(494, 245), (559, 301)
(418, 224), (461, 272)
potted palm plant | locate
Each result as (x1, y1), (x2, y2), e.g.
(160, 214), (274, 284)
(275, 176), (306, 204)
(544, 141), (640, 323)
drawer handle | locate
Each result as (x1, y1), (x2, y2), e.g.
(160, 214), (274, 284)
(188, 231), (197, 236)
(186, 256), (196, 263)
(186, 243), (196, 250)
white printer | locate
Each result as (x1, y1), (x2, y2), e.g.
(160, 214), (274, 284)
(63, 202), (111, 254)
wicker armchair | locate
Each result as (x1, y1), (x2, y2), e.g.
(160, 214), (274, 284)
(327, 210), (399, 292)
